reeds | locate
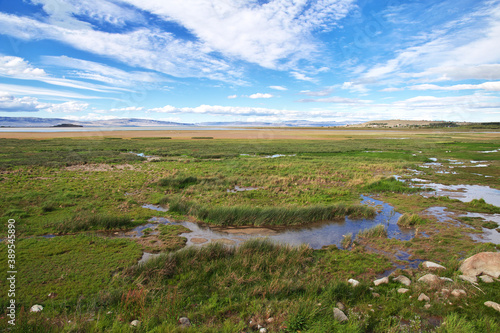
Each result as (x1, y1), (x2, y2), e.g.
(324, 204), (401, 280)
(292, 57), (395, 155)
(356, 224), (387, 239)
(56, 213), (134, 233)
(397, 213), (428, 227)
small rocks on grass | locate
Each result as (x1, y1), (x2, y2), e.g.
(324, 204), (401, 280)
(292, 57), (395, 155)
(479, 275), (494, 283)
(259, 328), (268, 333)
(485, 301), (500, 312)
(372, 292), (380, 298)
(451, 289), (466, 298)
(418, 274), (441, 285)
(398, 288), (409, 294)
(422, 261), (446, 270)
(130, 320), (140, 327)
(373, 276), (389, 286)
(458, 275), (477, 284)
(439, 277), (453, 283)
(393, 275), (411, 286)
(179, 317), (191, 327)
(418, 293), (430, 302)
(348, 278), (360, 287)
(265, 317), (274, 323)
(440, 289), (450, 296)
(336, 302), (345, 311)
(30, 305), (43, 312)
(333, 307), (348, 322)
(424, 304), (431, 309)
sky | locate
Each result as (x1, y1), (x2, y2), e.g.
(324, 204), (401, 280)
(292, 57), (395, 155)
(0, 0), (500, 124)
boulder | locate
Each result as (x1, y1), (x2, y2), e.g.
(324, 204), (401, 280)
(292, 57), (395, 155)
(417, 274), (441, 285)
(485, 301), (500, 312)
(373, 277), (389, 286)
(451, 289), (466, 298)
(348, 278), (360, 287)
(398, 288), (409, 294)
(459, 252), (500, 278)
(422, 261), (446, 270)
(458, 275), (477, 284)
(418, 293), (430, 302)
(393, 275), (411, 286)
(479, 275), (494, 283)
(30, 304), (43, 313)
(333, 308), (348, 322)
(179, 317), (191, 327)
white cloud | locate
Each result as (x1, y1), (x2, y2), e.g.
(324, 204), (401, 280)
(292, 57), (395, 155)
(380, 87), (402, 92)
(299, 87), (333, 96)
(0, 83), (105, 100)
(269, 85), (287, 91)
(291, 71), (316, 82)
(109, 106), (144, 112)
(296, 96), (372, 104)
(248, 93), (273, 99)
(120, 0), (355, 69)
(0, 91), (89, 113)
(0, 55), (46, 77)
(227, 94), (238, 99)
(410, 81), (500, 91)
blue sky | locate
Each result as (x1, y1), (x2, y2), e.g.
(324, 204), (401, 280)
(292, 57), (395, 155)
(0, 0), (499, 123)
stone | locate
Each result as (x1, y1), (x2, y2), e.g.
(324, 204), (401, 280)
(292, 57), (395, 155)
(179, 317), (191, 327)
(333, 308), (348, 322)
(439, 277), (453, 283)
(372, 292), (380, 298)
(336, 302), (345, 311)
(348, 278), (360, 287)
(265, 317), (274, 323)
(424, 304), (431, 309)
(260, 328), (268, 333)
(418, 293), (430, 302)
(458, 275), (477, 284)
(485, 301), (500, 312)
(373, 276), (389, 286)
(422, 261), (446, 270)
(30, 304), (43, 312)
(479, 275), (494, 283)
(451, 289), (466, 298)
(398, 288), (409, 294)
(440, 289), (450, 296)
(459, 252), (500, 278)
(417, 274), (441, 285)
(393, 275), (411, 286)
(130, 320), (140, 327)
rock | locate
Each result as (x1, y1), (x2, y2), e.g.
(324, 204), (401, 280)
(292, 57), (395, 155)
(440, 289), (450, 296)
(260, 328), (268, 333)
(30, 304), (43, 312)
(398, 288), (409, 294)
(458, 275), (477, 284)
(479, 275), (494, 283)
(130, 320), (140, 327)
(459, 252), (500, 278)
(424, 304), (431, 309)
(451, 289), (466, 298)
(348, 278), (360, 287)
(422, 261), (446, 270)
(417, 274), (441, 285)
(333, 308), (348, 322)
(372, 292), (380, 298)
(393, 275), (411, 286)
(47, 293), (57, 298)
(265, 317), (274, 323)
(336, 302), (345, 311)
(373, 276), (389, 286)
(418, 293), (430, 302)
(485, 301), (500, 312)
(440, 277), (453, 283)
(179, 317), (191, 327)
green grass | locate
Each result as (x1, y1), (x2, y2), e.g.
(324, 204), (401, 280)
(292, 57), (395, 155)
(363, 177), (423, 193)
(356, 224), (388, 239)
(397, 213), (429, 227)
(54, 213), (136, 233)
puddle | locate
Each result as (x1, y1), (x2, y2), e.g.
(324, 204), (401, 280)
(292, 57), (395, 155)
(142, 204), (169, 212)
(143, 196), (412, 250)
(227, 185), (260, 193)
(461, 212), (500, 244)
(419, 184), (500, 206)
(264, 154), (296, 158)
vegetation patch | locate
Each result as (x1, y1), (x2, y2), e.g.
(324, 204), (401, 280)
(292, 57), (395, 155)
(356, 224), (388, 239)
(363, 177), (422, 193)
(397, 213), (430, 227)
(54, 213), (136, 233)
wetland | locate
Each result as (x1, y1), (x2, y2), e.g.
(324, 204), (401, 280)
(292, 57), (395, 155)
(0, 128), (499, 332)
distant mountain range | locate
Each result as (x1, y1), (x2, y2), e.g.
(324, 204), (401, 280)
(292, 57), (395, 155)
(0, 117), (361, 128)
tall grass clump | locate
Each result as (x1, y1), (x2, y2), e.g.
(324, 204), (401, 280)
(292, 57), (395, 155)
(162, 196), (375, 226)
(363, 177), (421, 193)
(158, 175), (198, 189)
(397, 213), (429, 227)
(56, 213), (134, 233)
(356, 224), (387, 239)
(341, 233), (353, 249)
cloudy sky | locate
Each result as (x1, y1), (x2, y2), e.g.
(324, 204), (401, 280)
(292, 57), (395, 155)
(1, 0), (499, 123)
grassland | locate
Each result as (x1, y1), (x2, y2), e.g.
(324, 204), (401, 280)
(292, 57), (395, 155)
(0, 128), (499, 331)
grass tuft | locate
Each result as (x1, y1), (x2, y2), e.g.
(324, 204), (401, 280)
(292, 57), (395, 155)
(56, 213), (134, 233)
(356, 224), (387, 239)
(397, 213), (429, 227)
